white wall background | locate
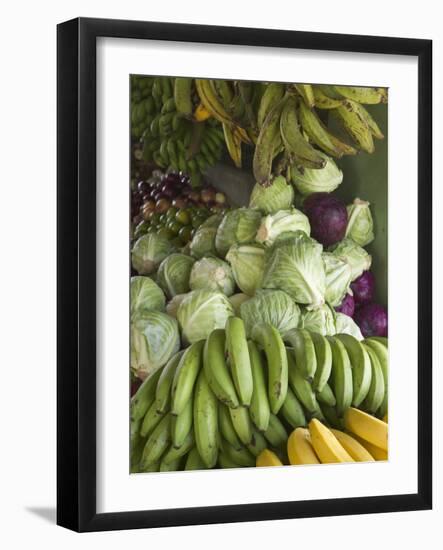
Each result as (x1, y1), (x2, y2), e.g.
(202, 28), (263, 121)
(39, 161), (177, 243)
(0, 0), (440, 547)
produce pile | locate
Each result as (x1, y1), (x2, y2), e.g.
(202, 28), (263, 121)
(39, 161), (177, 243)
(130, 315), (388, 472)
(130, 76), (389, 473)
(131, 76), (386, 186)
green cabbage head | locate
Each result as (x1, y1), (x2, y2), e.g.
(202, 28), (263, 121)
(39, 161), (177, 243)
(131, 310), (180, 379)
(331, 238), (372, 281)
(189, 257), (235, 296)
(157, 253), (195, 299)
(323, 252), (352, 307)
(131, 233), (174, 275)
(345, 198), (374, 247)
(249, 175), (294, 214)
(130, 276), (165, 317)
(226, 243), (265, 296)
(215, 208), (262, 257)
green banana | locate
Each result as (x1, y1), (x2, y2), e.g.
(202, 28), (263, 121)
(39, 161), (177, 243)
(251, 323), (288, 414)
(248, 340), (271, 432)
(298, 100), (357, 158)
(219, 403), (243, 450)
(350, 102), (384, 139)
(229, 405), (253, 445)
(253, 98), (285, 186)
(257, 82), (286, 127)
(139, 461), (160, 473)
(173, 77), (193, 117)
(171, 340), (204, 416)
(263, 413), (287, 448)
(185, 448), (207, 470)
(225, 317), (253, 407)
(203, 329), (239, 409)
(279, 96), (326, 169)
(320, 403), (344, 430)
(194, 370), (219, 468)
(364, 338), (388, 418)
(333, 86), (384, 105)
(327, 336), (353, 416)
(310, 332), (332, 392)
(284, 329), (317, 381)
(316, 382), (336, 407)
(222, 122), (242, 168)
(130, 435), (145, 472)
(287, 349), (320, 414)
(140, 413), (171, 469)
(246, 428), (268, 457)
(130, 368), (162, 421)
(160, 457), (182, 472)
(294, 84), (315, 108)
(312, 86), (344, 109)
(218, 454), (243, 469)
(220, 439), (255, 467)
(333, 102), (375, 153)
(140, 401), (166, 438)
(155, 351), (183, 414)
(361, 344), (385, 414)
(162, 431), (194, 464)
(171, 393), (193, 448)
(335, 333), (372, 407)
(280, 385), (306, 428)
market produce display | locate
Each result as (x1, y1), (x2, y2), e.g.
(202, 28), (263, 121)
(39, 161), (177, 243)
(129, 75), (388, 474)
(130, 316), (388, 472)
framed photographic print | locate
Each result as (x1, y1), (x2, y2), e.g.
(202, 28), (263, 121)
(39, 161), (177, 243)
(57, 17), (432, 532)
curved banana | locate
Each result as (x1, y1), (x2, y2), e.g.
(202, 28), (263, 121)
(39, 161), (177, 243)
(162, 431), (194, 465)
(350, 102), (384, 139)
(253, 99), (285, 186)
(312, 86), (344, 109)
(364, 338), (388, 419)
(361, 344), (385, 414)
(193, 370), (218, 468)
(335, 334), (371, 408)
(308, 418), (354, 464)
(287, 349), (320, 414)
(223, 122), (242, 168)
(316, 383), (336, 407)
(185, 448), (207, 470)
(171, 394), (193, 448)
(257, 82), (286, 128)
(226, 317), (253, 407)
(280, 96), (326, 169)
(344, 407), (388, 451)
(173, 77), (193, 117)
(220, 439), (255, 467)
(294, 84), (315, 108)
(140, 413), (172, 469)
(330, 429), (375, 462)
(130, 367), (163, 421)
(263, 413), (287, 448)
(256, 449), (283, 467)
(310, 332), (332, 392)
(251, 323), (288, 414)
(229, 405), (253, 445)
(327, 336), (353, 416)
(284, 329), (317, 381)
(219, 403), (243, 450)
(171, 340), (204, 416)
(333, 101), (375, 153)
(140, 401), (166, 438)
(247, 428), (268, 457)
(248, 340), (271, 432)
(203, 329), (239, 409)
(159, 457), (182, 472)
(218, 453), (243, 469)
(280, 385), (306, 428)
(155, 351), (183, 414)
(287, 427), (320, 465)
(298, 100), (357, 158)
(352, 433), (388, 461)
(333, 86), (384, 105)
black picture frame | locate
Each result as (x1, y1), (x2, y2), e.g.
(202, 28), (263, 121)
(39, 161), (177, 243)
(57, 17), (432, 532)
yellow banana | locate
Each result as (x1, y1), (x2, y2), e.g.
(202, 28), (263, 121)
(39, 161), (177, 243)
(383, 413), (388, 423)
(309, 418), (354, 464)
(256, 449), (283, 467)
(330, 429), (375, 462)
(287, 427), (320, 465)
(344, 407), (388, 451)
(194, 103), (211, 122)
(352, 433), (388, 461)
(195, 79), (233, 125)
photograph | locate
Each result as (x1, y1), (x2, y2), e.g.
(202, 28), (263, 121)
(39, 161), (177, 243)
(129, 76), (389, 473)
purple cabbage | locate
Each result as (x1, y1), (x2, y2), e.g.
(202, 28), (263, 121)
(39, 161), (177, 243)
(335, 293), (355, 317)
(303, 192), (348, 247)
(354, 303), (388, 337)
(351, 271), (375, 305)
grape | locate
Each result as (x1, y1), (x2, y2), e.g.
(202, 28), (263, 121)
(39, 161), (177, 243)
(155, 198), (171, 213)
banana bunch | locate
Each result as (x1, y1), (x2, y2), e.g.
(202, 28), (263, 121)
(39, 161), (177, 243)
(253, 83), (387, 186)
(131, 75), (225, 186)
(130, 314), (388, 472)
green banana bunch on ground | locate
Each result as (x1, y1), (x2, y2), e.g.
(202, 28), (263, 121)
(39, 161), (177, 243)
(131, 75), (225, 186)
(130, 314), (388, 472)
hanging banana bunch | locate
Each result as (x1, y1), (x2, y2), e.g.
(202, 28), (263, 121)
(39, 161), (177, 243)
(252, 83), (387, 186)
